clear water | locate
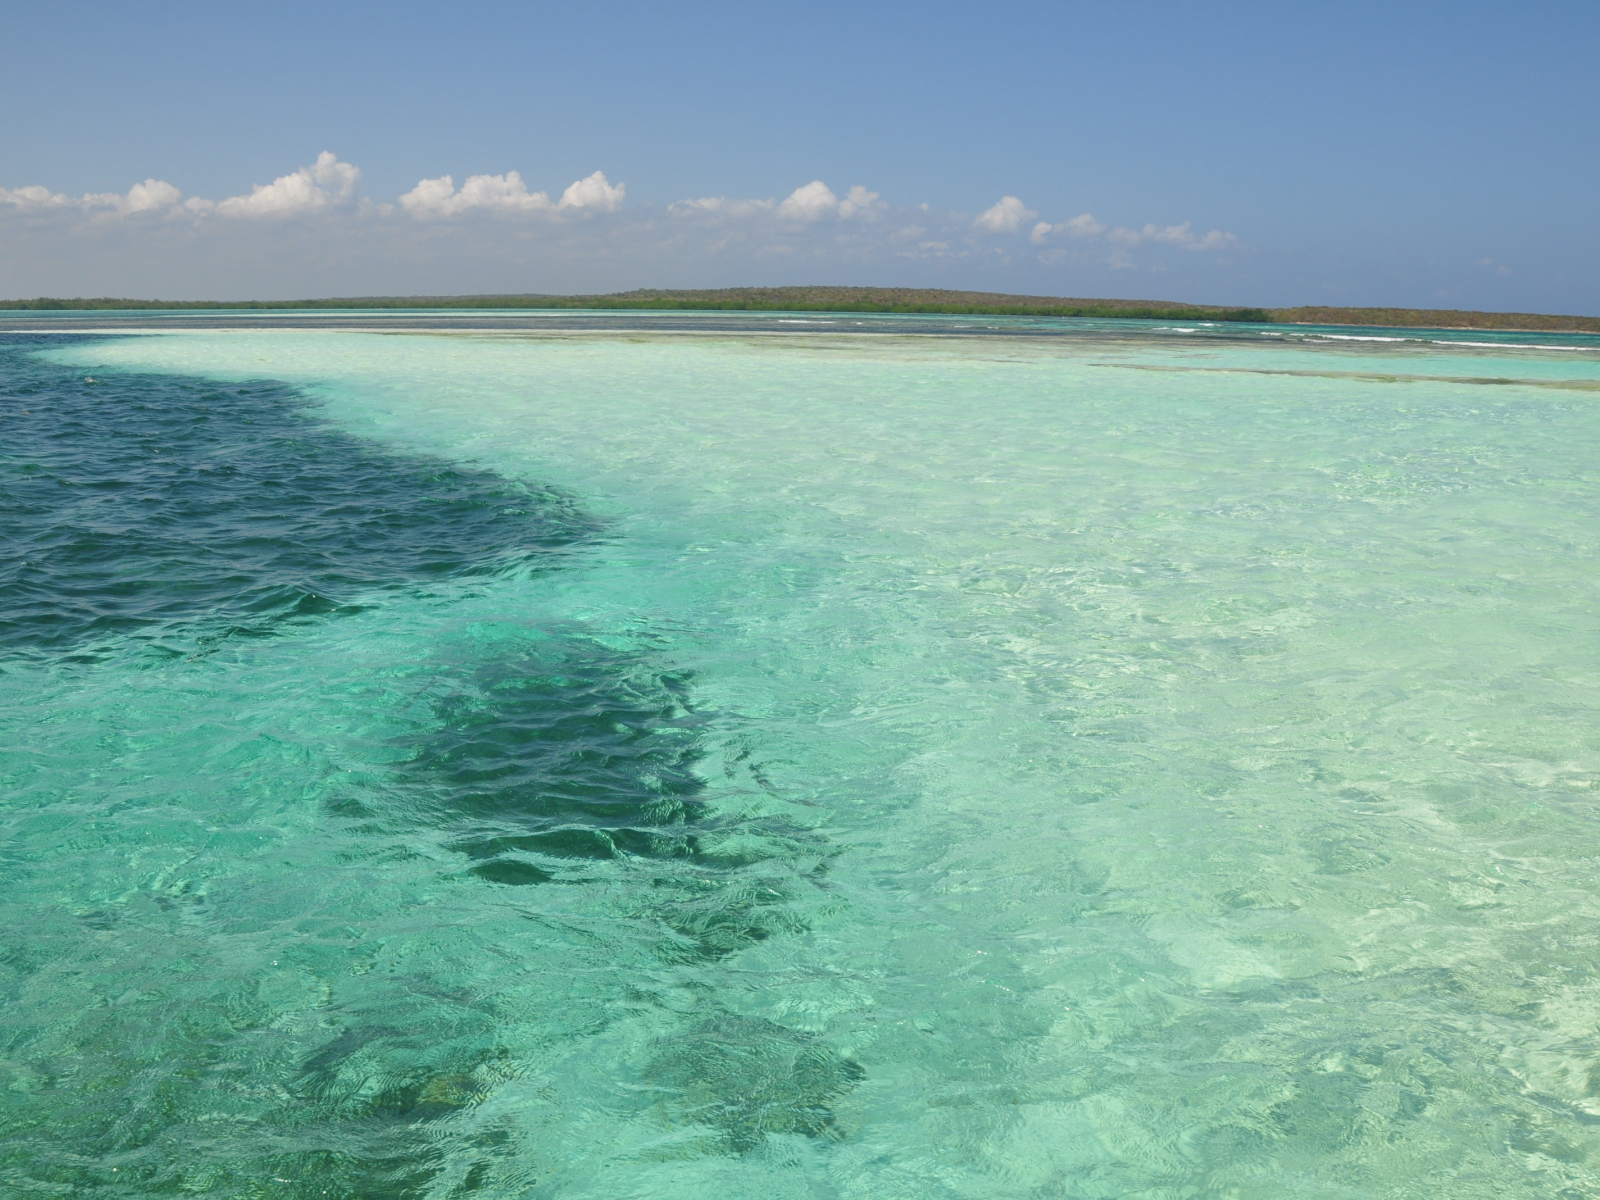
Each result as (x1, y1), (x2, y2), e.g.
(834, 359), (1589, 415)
(3, 312), (1600, 1198)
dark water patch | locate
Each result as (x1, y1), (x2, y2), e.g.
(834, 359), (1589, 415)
(1106, 360), (1600, 390)
(0, 336), (599, 660)
(388, 633), (831, 960)
(0, 337), (845, 1190)
(264, 637), (845, 1179)
(643, 1015), (865, 1152)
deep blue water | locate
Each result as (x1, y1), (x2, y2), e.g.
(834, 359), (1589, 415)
(0, 336), (601, 659)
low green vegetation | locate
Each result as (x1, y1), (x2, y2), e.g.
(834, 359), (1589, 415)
(3, 287), (1596, 332)
(0, 287), (1266, 322)
(1266, 304), (1600, 333)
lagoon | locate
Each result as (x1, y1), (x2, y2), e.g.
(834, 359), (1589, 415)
(4, 311), (1599, 1197)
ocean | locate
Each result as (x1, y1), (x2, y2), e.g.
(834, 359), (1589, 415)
(3, 311), (1599, 1197)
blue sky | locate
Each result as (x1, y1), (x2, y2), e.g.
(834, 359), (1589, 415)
(3, 0), (1596, 311)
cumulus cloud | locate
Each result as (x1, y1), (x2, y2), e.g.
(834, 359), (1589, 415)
(974, 195), (1037, 233)
(400, 171), (553, 218)
(209, 152), (361, 218)
(398, 169), (623, 218)
(2, 179), (185, 215)
(1, 185), (75, 210)
(771, 181), (882, 221)
(558, 170), (625, 212)
(112, 179), (183, 213)
(777, 181), (841, 222)
(82, 179), (184, 214)
(0, 154), (365, 221)
(838, 185), (881, 217)
(1, 154), (1248, 295)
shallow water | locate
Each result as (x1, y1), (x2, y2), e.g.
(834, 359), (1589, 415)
(3, 313), (1600, 1197)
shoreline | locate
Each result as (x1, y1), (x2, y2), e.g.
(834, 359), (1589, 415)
(2, 287), (1597, 335)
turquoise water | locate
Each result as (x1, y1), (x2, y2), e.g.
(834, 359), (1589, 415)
(4, 313), (1600, 1197)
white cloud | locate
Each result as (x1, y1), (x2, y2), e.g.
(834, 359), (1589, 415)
(558, 170), (625, 211)
(1030, 213), (1107, 244)
(400, 171), (553, 218)
(839, 185), (881, 218)
(974, 195), (1037, 233)
(110, 179), (183, 214)
(1, 156), (1251, 295)
(214, 152), (361, 218)
(2, 179), (185, 215)
(1, 185), (77, 210)
(399, 175), (471, 218)
(773, 181), (881, 222)
(778, 181), (841, 222)
(398, 169), (623, 218)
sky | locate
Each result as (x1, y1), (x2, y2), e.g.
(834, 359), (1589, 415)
(2, 0), (1597, 311)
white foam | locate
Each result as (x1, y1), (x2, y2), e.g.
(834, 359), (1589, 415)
(1437, 340), (1591, 352)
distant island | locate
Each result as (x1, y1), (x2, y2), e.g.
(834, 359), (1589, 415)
(3, 287), (1597, 333)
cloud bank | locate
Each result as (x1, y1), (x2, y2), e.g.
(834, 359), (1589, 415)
(1, 154), (1244, 298)
(0, 153), (365, 221)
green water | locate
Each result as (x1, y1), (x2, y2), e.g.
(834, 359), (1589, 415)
(5, 316), (1600, 1197)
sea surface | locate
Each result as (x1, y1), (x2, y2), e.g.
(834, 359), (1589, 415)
(3, 311), (1599, 1198)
